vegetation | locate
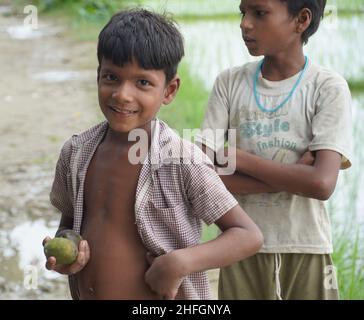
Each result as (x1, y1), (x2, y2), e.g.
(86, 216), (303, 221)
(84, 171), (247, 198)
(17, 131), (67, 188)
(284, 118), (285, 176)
(7, 0), (364, 300)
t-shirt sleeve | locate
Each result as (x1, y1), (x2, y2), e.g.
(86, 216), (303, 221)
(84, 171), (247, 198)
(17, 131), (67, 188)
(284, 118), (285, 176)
(49, 139), (74, 217)
(308, 75), (353, 169)
(182, 157), (238, 226)
(194, 70), (230, 152)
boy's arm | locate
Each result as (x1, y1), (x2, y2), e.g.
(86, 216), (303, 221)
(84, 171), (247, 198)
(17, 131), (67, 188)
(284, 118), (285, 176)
(176, 204), (263, 271)
(44, 140), (90, 275)
(144, 157), (263, 299)
(220, 154), (315, 195)
(200, 143), (278, 194)
(219, 172), (276, 194)
(144, 204), (263, 300)
(229, 74), (351, 200)
(233, 148), (341, 200)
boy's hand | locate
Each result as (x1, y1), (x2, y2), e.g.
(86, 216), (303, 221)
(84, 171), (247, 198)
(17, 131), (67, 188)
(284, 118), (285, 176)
(145, 251), (185, 300)
(297, 151), (315, 166)
(42, 236), (90, 275)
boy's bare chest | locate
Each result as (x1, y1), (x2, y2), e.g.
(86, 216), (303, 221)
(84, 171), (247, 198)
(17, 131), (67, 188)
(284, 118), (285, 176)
(83, 147), (142, 221)
(79, 147), (158, 299)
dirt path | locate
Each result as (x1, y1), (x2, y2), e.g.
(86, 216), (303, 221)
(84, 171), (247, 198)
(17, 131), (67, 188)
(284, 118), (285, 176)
(0, 7), (99, 299)
(0, 7), (219, 299)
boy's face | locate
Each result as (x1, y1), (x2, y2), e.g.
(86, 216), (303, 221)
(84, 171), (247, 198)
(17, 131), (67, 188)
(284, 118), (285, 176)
(98, 58), (179, 134)
(239, 0), (301, 56)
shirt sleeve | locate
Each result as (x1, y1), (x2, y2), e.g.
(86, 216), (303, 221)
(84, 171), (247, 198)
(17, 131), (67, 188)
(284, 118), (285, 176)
(194, 70), (230, 152)
(49, 139), (74, 217)
(308, 74), (353, 169)
(182, 154), (238, 225)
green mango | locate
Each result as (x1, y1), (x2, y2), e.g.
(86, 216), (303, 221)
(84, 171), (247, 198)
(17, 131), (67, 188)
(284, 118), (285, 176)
(44, 237), (78, 265)
(56, 229), (83, 247)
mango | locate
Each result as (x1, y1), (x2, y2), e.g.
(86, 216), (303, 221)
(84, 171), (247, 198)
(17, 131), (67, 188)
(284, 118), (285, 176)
(44, 237), (78, 265)
(56, 229), (83, 247)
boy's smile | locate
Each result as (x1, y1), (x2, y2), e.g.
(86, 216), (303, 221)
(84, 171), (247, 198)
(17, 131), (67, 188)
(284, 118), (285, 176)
(98, 58), (179, 135)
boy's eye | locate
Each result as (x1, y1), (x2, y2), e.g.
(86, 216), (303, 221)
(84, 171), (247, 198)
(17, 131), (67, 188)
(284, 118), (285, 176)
(102, 74), (117, 81)
(240, 11), (246, 18)
(137, 79), (151, 86)
(255, 10), (267, 17)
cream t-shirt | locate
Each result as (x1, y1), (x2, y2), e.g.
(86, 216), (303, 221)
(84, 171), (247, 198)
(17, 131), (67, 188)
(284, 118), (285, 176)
(196, 59), (352, 253)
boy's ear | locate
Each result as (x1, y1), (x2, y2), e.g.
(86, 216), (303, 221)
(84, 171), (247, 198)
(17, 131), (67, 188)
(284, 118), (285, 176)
(162, 75), (180, 105)
(296, 8), (312, 34)
(97, 65), (101, 83)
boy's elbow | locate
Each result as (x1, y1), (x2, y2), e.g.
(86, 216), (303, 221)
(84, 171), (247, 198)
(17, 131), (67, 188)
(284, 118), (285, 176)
(311, 177), (335, 201)
(252, 229), (264, 252)
(244, 228), (263, 254)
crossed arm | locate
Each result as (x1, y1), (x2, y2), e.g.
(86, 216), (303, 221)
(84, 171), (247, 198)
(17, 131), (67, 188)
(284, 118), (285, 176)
(202, 144), (342, 201)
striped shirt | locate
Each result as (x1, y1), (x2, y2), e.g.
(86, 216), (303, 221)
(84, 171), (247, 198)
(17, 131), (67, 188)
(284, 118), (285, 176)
(50, 118), (238, 299)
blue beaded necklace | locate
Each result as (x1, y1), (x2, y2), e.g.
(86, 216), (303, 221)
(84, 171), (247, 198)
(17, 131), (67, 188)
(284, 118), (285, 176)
(253, 56), (308, 113)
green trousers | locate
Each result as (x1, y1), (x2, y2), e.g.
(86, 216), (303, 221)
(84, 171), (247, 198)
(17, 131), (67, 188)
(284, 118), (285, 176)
(219, 253), (339, 300)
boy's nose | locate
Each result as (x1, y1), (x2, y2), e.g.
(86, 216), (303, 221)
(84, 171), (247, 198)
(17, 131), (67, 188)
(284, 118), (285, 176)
(112, 83), (134, 103)
(240, 16), (253, 32)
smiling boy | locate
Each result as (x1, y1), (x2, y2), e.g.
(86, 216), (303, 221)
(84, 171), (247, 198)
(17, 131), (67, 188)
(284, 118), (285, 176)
(196, 0), (352, 299)
(43, 9), (263, 300)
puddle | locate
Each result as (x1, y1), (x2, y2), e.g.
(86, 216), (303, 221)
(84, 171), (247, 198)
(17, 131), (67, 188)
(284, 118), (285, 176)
(0, 218), (70, 299)
(4, 23), (64, 40)
(0, 5), (11, 15)
(32, 71), (81, 82)
(6, 220), (57, 271)
(6, 25), (44, 39)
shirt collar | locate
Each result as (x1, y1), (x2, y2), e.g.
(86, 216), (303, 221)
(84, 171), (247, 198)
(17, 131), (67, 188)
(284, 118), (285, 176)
(70, 118), (189, 172)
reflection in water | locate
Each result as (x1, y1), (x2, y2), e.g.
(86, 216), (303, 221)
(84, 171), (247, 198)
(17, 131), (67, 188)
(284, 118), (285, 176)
(9, 220), (57, 271)
(5, 24), (63, 40)
(32, 71), (80, 82)
(0, 219), (70, 299)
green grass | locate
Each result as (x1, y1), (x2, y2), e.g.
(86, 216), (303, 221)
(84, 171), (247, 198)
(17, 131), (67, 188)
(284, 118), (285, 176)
(331, 224), (364, 299)
(348, 79), (364, 94)
(158, 63), (209, 134)
(329, 0), (364, 13)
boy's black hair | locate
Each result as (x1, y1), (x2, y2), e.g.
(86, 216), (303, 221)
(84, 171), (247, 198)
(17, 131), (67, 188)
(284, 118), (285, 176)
(281, 0), (326, 44)
(97, 9), (184, 82)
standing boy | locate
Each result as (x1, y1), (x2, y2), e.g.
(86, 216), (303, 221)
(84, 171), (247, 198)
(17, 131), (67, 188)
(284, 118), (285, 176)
(196, 0), (352, 299)
(43, 9), (263, 300)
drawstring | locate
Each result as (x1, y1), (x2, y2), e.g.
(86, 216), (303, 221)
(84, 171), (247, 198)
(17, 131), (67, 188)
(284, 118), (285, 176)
(274, 253), (283, 300)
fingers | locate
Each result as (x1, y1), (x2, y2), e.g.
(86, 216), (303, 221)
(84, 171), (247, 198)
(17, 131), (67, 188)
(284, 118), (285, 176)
(83, 240), (91, 261)
(45, 256), (57, 271)
(163, 292), (176, 300)
(42, 236), (51, 247)
(68, 240), (90, 275)
(45, 240), (90, 275)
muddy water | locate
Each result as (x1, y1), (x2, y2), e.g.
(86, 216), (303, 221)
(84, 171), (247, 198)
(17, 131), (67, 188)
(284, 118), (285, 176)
(0, 9), (101, 299)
